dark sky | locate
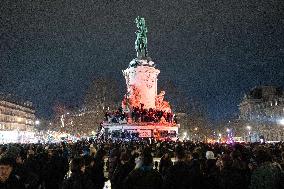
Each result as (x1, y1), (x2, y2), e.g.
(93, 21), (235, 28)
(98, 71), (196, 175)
(1, 0), (284, 121)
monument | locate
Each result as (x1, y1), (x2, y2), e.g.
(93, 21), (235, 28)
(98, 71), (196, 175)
(101, 17), (179, 140)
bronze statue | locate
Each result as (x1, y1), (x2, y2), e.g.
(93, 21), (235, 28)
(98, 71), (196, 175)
(135, 16), (148, 59)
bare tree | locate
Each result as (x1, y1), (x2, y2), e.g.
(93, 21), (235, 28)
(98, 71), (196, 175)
(69, 75), (122, 134)
(85, 75), (121, 110)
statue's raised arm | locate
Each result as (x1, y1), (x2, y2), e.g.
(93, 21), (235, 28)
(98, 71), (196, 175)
(135, 16), (148, 59)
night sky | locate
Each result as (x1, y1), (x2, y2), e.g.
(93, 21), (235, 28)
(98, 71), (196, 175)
(1, 0), (284, 121)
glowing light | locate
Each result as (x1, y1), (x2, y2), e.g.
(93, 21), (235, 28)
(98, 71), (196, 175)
(0, 131), (37, 143)
(277, 119), (284, 125)
(246, 126), (251, 130)
(61, 115), (65, 128)
(226, 128), (230, 132)
(218, 133), (222, 137)
(35, 120), (40, 125)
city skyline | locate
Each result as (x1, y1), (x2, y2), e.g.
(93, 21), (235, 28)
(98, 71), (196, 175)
(1, 0), (283, 121)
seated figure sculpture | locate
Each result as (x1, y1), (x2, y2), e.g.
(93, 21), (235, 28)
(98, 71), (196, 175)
(155, 91), (171, 113)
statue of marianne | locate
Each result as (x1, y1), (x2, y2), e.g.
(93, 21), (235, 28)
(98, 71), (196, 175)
(135, 16), (148, 59)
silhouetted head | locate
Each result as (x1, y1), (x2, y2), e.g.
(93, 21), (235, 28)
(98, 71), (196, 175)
(254, 149), (272, 164)
(175, 145), (185, 160)
(70, 157), (85, 174)
(141, 148), (153, 166)
(0, 156), (15, 183)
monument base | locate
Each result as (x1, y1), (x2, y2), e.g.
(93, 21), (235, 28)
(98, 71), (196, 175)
(101, 122), (179, 141)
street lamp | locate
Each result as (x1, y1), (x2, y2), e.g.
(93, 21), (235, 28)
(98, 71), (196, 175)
(226, 128), (234, 143)
(246, 126), (251, 142)
(183, 132), (187, 140)
(277, 118), (284, 125)
(218, 133), (222, 143)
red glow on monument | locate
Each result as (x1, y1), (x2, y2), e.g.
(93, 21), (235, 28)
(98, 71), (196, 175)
(155, 91), (171, 112)
(122, 58), (173, 124)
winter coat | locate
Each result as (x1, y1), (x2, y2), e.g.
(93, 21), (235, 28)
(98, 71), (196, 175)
(111, 161), (135, 189)
(187, 159), (204, 189)
(0, 174), (25, 189)
(43, 155), (69, 189)
(249, 162), (284, 189)
(203, 159), (219, 189)
(124, 166), (163, 189)
(219, 167), (248, 189)
(61, 173), (95, 189)
(163, 161), (192, 189)
(13, 164), (40, 189)
(85, 159), (106, 189)
(159, 157), (173, 177)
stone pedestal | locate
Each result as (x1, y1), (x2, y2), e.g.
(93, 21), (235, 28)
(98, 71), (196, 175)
(122, 59), (160, 110)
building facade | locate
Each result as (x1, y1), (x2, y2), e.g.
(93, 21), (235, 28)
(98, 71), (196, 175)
(239, 86), (284, 141)
(0, 94), (35, 132)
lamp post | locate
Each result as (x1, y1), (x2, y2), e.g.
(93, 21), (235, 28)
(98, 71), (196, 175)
(226, 128), (234, 143)
(278, 119), (284, 126)
(218, 133), (222, 143)
(277, 119), (284, 141)
(183, 132), (187, 140)
(246, 126), (251, 142)
(35, 120), (40, 125)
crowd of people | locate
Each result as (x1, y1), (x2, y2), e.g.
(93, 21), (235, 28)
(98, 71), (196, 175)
(0, 139), (284, 189)
(104, 106), (177, 124)
(104, 108), (127, 124)
(131, 106), (175, 123)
